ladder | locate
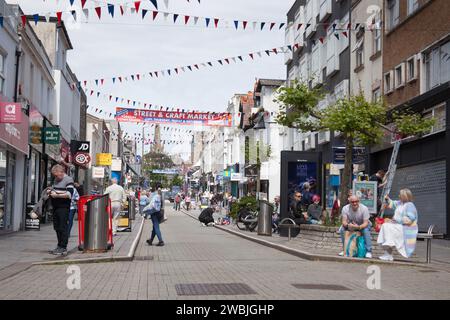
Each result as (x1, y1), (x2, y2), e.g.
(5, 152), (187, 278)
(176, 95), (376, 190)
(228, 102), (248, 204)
(379, 140), (401, 217)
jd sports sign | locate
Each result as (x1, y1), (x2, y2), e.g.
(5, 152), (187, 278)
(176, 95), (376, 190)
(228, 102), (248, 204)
(71, 141), (91, 167)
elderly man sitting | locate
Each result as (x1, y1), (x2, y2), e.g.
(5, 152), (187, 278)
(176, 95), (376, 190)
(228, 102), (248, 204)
(339, 195), (373, 259)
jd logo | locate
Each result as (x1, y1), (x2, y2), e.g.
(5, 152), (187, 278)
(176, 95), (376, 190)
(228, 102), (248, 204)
(366, 265), (381, 290)
(78, 143), (89, 151)
(66, 265), (81, 290)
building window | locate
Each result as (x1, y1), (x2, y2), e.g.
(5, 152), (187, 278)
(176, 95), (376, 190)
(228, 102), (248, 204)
(395, 63), (405, 88)
(387, 0), (400, 30)
(384, 71), (393, 94)
(355, 38), (364, 69)
(406, 56), (417, 82)
(407, 0), (419, 16)
(425, 40), (450, 91)
(373, 13), (382, 53)
(372, 88), (381, 102)
(423, 103), (446, 135)
(0, 54), (5, 95)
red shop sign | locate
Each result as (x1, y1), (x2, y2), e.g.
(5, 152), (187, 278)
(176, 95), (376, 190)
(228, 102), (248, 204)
(0, 102), (22, 123)
(0, 113), (29, 155)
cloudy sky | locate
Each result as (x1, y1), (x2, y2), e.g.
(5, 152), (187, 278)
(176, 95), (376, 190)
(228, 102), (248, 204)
(9, 0), (295, 159)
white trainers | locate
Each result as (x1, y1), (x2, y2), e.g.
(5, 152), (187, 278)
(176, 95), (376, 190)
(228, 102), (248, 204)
(365, 252), (373, 259)
(379, 254), (394, 261)
(338, 251), (344, 256)
(201, 223), (207, 227)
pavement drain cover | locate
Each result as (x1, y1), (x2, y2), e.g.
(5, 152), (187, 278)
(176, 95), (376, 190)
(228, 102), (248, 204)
(175, 283), (257, 296)
(134, 255), (154, 261)
(292, 284), (351, 291)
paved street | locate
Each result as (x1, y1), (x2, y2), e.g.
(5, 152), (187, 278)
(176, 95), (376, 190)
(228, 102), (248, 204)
(0, 205), (449, 300)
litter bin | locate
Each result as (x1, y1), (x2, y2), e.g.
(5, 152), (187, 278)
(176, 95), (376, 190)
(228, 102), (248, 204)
(128, 196), (136, 220)
(79, 195), (113, 253)
(257, 200), (273, 236)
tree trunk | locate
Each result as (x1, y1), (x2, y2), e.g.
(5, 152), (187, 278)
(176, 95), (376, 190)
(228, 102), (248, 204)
(338, 135), (354, 215)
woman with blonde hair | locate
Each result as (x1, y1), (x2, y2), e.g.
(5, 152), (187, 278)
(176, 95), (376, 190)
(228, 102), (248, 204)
(377, 189), (419, 261)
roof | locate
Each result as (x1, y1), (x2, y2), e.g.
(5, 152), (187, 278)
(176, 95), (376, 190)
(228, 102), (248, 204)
(254, 79), (285, 92)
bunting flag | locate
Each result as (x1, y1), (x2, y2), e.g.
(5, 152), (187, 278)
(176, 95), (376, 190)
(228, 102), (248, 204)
(81, 0), (87, 9)
(95, 7), (102, 19)
(134, 1), (141, 13)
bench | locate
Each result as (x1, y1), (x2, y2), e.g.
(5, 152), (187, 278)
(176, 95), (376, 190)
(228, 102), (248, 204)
(278, 218), (301, 241)
(417, 225), (444, 264)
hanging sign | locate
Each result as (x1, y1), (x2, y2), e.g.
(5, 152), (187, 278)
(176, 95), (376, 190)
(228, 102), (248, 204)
(92, 166), (105, 178)
(115, 108), (232, 127)
(43, 127), (61, 144)
(96, 153), (113, 166)
(0, 102), (22, 123)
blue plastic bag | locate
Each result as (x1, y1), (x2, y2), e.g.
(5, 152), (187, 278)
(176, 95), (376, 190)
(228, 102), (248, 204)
(356, 236), (367, 258)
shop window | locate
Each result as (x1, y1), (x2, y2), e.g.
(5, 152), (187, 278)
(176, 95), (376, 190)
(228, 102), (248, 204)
(395, 63), (405, 89)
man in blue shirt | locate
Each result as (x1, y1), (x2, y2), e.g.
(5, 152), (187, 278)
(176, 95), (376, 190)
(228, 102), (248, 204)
(145, 186), (164, 246)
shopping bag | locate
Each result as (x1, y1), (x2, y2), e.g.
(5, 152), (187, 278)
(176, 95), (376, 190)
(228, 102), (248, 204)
(356, 235), (367, 258)
(375, 217), (385, 233)
(344, 231), (361, 257)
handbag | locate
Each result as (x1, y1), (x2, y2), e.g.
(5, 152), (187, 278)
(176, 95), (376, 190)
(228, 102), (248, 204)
(375, 217), (385, 233)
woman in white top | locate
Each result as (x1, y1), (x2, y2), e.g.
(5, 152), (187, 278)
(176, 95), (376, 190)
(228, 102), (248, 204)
(377, 188), (419, 261)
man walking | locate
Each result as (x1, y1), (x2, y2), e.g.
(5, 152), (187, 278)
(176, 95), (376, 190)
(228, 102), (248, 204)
(48, 165), (75, 256)
(104, 178), (126, 235)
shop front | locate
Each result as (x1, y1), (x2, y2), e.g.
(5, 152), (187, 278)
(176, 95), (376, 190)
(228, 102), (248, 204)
(0, 106), (29, 233)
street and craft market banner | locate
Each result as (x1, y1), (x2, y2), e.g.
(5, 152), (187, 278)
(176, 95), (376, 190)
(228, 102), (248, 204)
(115, 108), (232, 127)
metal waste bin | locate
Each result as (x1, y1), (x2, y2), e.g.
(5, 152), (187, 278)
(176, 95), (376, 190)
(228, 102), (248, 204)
(84, 194), (109, 253)
(257, 200), (273, 236)
(128, 196), (136, 220)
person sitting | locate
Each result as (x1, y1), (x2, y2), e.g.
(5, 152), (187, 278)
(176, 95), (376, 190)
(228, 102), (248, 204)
(338, 195), (373, 259)
(289, 191), (308, 225)
(199, 207), (215, 226)
(306, 195), (323, 225)
(301, 182), (314, 209)
(377, 189), (418, 261)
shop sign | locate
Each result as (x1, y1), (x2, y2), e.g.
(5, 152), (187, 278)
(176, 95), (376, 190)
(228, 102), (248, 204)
(43, 127), (60, 144)
(96, 153), (113, 166)
(111, 158), (122, 171)
(71, 141), (91, 168)
(332, 147), (366, 164)
(231, 173), (241, 181)
(74, 152), (91, 167)
(29, 106), (43, 153)
(0, 102), (22, 123)
(0, 113), (29, 155)
(92, 167), (105, 179)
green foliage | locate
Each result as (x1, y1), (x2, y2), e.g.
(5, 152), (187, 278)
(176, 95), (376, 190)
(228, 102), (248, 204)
(229, 196), (258, 219)
(392, 111), (436, 138)
(170, 175), (184, 188)
(322, 94), (386, 145)
(275, 80), (325, 132)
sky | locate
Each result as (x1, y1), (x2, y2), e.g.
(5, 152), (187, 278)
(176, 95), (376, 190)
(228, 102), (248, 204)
(8, 0), (295, 160)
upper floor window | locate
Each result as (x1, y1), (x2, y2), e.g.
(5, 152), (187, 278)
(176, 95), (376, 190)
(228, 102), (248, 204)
(407, 0), (419, 16)
(387, 0), (399, 30)
(423, 103), (446, 135)
(425, 40), (450, 91)
(373, 13), (382, 54)
(0, 54), (5, 95)
(355, 37), (364, 69)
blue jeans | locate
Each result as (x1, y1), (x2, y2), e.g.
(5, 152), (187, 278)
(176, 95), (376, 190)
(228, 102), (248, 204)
(149, 212), (163, 243)
(340, 222), (372, 252)
(68, 208), (76, 237)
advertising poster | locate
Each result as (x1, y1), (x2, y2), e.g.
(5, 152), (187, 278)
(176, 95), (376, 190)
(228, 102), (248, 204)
(287, 162), (318, 198)
(352, 181), (378, 213)
(115, 108), (232, 127)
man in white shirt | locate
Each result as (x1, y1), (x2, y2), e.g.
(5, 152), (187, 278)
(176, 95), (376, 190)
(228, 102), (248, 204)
(104, 178), (126, 235)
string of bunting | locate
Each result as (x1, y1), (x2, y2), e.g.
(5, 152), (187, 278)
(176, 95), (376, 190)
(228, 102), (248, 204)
(80, 43), (298, 87)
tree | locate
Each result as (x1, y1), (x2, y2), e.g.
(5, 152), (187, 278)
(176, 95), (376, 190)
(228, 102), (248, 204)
(142, 151), (176, 189)
(276, 81), (434, 213)
(170, 175), (184, 189)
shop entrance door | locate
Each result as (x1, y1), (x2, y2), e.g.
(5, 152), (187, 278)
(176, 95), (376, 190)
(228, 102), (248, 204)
(0, 150), (15, 233)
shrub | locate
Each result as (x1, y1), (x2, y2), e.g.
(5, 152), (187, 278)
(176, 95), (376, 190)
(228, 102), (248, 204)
(229, 196), (258, 219)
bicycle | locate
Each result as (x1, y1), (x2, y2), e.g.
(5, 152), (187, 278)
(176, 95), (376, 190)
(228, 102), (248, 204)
(236, 208), (258, 232)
